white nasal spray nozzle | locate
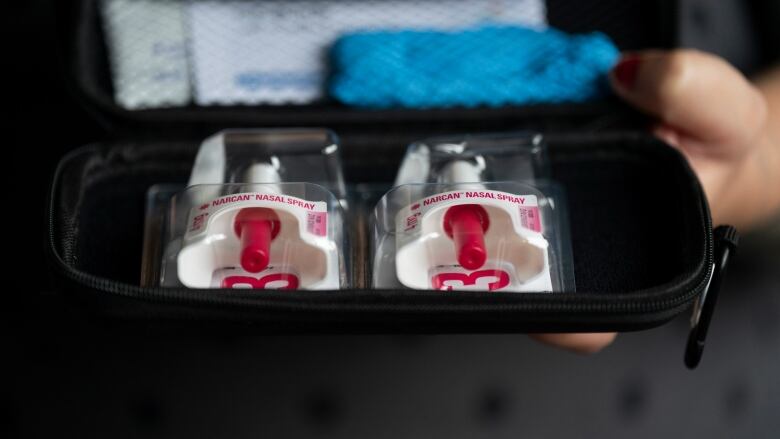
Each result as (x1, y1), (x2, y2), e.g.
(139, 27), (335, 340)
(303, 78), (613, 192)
(438, 159), (490, 270)
(233, 163), (282, 274)
(437, 158), (484, 187)
(242, 162), (281, 189)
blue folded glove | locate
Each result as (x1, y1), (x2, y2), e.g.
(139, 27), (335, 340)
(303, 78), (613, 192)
(329, 25), (619, 108)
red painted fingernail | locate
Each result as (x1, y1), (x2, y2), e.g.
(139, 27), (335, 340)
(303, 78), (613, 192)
(613, 56), (641, 89)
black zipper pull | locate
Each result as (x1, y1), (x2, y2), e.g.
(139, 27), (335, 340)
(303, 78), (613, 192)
(684, 225), (739, 369)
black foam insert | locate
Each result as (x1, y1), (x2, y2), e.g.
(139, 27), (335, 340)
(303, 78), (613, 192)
(60, 134), (701, 294)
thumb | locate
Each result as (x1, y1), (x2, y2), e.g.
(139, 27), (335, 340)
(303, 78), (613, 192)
(609, 49), (766, 151)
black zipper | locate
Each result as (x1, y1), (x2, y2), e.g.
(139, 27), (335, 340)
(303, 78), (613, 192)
(47, 146), (715, 317)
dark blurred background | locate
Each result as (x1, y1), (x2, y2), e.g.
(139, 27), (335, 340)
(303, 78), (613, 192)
(7, 1), (779, 437)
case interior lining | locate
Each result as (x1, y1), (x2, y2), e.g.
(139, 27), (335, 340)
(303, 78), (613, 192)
(53, 133), (702, 295)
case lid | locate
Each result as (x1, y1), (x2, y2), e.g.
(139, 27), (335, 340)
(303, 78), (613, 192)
(64, 0), (676, 133)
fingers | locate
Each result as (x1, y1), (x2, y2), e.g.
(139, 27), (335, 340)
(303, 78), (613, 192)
(609, 49), (767, 152)
(531, 332), (617, 354)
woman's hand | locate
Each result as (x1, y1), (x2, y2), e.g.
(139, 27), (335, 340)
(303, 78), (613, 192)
(610, 49), (780, 230)
(536, 49), (780, 354)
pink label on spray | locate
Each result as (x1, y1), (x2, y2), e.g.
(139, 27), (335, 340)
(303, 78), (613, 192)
(307, 211), (328, 236)
(519, 206), (542, 232)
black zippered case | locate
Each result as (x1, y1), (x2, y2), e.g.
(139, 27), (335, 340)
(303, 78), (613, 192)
(47, 0), (736, 364)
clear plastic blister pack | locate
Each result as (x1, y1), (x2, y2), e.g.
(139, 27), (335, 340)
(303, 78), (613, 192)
(143, 130), (574, 293)
(142, 129), (349, 290)
(371, 133), (575, 292)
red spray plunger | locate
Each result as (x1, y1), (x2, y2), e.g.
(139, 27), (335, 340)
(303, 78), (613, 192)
(234, 208), (281, 273)
(443, 204), (490, 270)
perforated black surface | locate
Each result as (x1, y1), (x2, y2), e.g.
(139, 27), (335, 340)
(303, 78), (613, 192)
(9, 259), (780, 438)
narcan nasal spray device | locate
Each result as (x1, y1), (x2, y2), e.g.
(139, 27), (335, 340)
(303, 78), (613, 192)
(372, 134), (573, 293)
(150, 129), (348, 290)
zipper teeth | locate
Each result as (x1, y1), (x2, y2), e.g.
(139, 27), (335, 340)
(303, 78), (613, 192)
(47, 148), (714, 316)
